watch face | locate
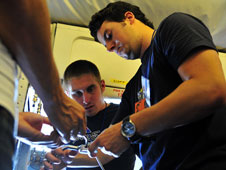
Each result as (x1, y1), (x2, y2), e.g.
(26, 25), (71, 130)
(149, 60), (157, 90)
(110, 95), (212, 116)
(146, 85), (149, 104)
(122, 121), (136, 137)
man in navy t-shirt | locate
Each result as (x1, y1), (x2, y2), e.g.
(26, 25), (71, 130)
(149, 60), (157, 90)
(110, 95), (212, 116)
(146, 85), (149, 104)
(88, 1), (226, 170)
(42, 60), (135, 170)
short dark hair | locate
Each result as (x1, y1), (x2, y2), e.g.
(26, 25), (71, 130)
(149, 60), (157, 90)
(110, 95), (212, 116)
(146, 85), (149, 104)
(63, 60), (101, 85)
(89, 1), (154, 42)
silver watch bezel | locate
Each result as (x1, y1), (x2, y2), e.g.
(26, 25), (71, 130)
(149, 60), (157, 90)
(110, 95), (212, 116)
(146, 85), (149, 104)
(121, 119), (136, 138)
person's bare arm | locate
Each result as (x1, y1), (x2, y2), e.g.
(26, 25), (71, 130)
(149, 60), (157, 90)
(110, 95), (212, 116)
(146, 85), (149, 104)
(0, 0), (86, 142)
(43, 148), (114, 170)
(69, 149), (114, 167)
(132, 49), (226, 136)
(17, 112), (61, 146)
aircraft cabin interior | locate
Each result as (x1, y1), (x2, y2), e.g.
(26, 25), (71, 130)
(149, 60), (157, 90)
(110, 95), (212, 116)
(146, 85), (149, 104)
(8, 0), (226, 170)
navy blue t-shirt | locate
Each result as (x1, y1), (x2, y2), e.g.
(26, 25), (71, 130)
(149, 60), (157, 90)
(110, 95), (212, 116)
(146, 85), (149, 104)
(112, 13), (226, 170)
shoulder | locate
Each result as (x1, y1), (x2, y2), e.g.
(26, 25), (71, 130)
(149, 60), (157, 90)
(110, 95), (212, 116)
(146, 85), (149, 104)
(108, 103), (119, 111)
(162, 12), (201, 23)
(105, 103), (119, 115)
(159, 12), (209, 33)
(155, 12), (215, 69)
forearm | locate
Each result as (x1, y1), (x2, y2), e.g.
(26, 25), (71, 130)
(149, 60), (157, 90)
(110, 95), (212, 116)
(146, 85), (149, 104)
(131, 77), (226, 137)
(130, 49), (226, 137)
(69, 150), (113, 167)
(69, 154), (98, 167)
(0, 0), (63, 106)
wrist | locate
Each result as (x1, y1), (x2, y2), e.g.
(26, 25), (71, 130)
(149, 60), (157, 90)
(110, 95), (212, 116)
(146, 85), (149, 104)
(121, 116), (142, 144)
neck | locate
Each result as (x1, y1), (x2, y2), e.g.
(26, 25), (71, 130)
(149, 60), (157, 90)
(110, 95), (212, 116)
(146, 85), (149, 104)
(87, 101), (108, 117)
(104, 101), (109, 108)
(140, 25), (155, 59)
(100, 101), (108, 111)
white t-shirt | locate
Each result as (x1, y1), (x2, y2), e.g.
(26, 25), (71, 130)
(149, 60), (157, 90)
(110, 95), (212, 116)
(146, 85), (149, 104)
(0, 39), (18, 118)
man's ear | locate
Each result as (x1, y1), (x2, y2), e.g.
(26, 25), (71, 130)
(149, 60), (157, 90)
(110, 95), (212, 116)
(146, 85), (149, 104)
(124, 11), (135, 24)
(100, 80), (106, 92)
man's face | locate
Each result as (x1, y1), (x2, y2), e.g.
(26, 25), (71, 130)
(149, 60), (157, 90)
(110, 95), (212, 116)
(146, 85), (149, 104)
(67, 73), (105, 117)
(97, 20), (141, 60)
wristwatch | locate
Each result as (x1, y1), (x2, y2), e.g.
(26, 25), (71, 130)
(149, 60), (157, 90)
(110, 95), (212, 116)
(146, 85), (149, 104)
(121, 116), (142, 144)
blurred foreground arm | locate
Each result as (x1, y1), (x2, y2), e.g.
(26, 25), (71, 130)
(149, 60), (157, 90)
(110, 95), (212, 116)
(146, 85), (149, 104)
(0, 0), (86, 142)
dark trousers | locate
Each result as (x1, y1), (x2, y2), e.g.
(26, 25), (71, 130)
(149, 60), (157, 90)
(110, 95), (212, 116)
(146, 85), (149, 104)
(0, 106), (15, 170)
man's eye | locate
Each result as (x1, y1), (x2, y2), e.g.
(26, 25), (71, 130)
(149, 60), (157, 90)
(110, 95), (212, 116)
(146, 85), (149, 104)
(87, 86), (94, 93)
(72, 91), (83, 97)
(105, 32), (112, 40)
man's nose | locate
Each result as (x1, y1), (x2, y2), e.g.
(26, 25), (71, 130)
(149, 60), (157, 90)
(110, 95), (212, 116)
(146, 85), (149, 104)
(106, 41), (115, 52)
(82, 92), (91, 104)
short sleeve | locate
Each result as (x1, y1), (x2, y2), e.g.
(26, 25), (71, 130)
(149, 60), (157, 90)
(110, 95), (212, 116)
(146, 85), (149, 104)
(155, 12), (216, 70)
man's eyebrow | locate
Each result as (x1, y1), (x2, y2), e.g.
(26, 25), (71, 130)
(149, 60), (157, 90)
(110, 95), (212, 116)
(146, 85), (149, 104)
(71, 84), (95, 92)
(87, 84), (95, 89)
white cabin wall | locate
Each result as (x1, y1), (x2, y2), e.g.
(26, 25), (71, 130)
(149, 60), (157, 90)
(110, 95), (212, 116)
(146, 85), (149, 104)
(52, 23), (141, 99)
(52, 23), (226, 95)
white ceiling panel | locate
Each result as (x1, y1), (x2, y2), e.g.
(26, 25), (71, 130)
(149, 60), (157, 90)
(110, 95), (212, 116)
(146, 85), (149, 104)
(47, 0), (226, 50)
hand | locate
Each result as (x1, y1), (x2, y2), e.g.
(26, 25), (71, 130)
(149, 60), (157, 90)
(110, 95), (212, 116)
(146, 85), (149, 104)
(41, 148), (77, 170)
(44, 93), (86, 143)
(17, 112), (61, 146)
(88, 122), (130, 158)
